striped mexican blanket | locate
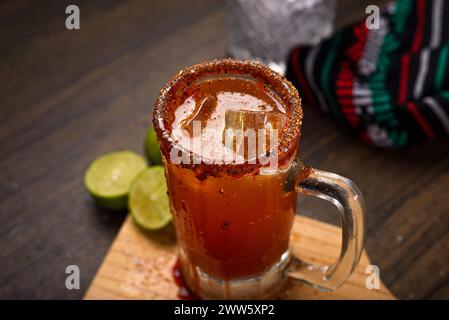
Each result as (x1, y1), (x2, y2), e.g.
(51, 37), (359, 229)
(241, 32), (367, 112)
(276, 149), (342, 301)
(287, 0), (449, 148)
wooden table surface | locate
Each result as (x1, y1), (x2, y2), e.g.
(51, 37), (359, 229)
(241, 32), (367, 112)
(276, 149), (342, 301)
(1, 0), (448, 299)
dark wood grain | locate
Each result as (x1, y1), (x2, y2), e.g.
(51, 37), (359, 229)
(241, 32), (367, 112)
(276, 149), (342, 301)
(1, 0), (448, 300)
(0, 0), (226, 299)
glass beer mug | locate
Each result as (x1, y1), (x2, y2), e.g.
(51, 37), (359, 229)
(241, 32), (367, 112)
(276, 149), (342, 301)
(153, 59), (365, 299)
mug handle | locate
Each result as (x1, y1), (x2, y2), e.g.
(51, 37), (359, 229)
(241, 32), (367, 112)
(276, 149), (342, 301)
(286, 166), (365, 291)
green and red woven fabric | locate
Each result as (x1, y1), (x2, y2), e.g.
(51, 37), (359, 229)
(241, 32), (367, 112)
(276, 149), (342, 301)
(286, 0), (449, 148)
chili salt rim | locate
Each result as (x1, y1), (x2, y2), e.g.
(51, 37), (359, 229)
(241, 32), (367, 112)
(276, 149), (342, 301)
(152, 59), (303, 179)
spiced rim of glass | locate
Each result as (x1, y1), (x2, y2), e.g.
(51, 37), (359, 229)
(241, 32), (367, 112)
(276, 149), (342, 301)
(152, 58), (304, 176)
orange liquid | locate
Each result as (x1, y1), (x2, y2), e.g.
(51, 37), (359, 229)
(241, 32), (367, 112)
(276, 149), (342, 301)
(166, 77), (296, 279)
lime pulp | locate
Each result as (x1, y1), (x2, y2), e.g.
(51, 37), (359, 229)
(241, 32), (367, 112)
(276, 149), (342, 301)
(84, 151), (147, 210)
(128, 166), (172, 230)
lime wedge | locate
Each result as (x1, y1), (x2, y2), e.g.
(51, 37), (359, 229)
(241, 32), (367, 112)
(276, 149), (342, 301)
(129, 166), (172, 230)
(144, 126), (163, 165)
(84, 151), (147, 210)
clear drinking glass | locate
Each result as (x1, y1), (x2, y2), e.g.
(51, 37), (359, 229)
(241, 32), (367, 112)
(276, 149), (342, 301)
(227, 0), (336, 74)
(153, 59), (365, 299)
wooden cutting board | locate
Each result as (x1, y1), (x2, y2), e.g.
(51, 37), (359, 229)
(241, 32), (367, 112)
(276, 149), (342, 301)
(85, 215), (395, 300)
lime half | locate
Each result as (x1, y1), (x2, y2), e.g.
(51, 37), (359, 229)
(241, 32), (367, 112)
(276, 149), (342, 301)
(144, 126), (162, 165)
(84, 151), (147, 210)
(129, 166), (172, 230)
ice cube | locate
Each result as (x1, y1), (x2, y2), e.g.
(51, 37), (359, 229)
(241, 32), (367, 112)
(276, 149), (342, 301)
(224, 109), (286, 131)
(181, 95), (218, 136)
(223, 110), (285, 162)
